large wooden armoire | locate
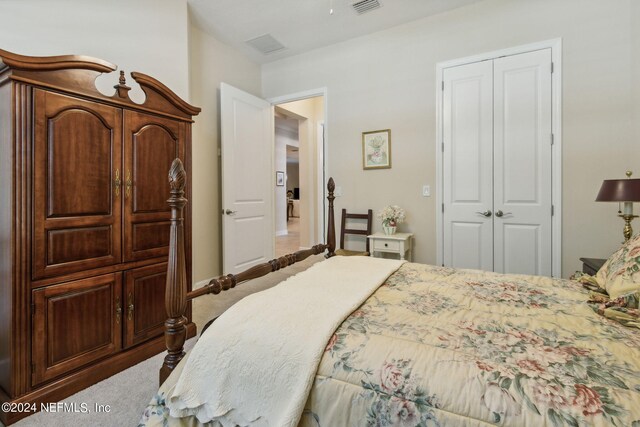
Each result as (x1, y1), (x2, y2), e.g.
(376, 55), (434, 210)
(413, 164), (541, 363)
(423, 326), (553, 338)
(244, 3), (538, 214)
(0, 49), (199, 424)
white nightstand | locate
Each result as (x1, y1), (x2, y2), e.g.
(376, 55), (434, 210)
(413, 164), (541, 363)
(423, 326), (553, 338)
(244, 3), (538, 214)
(367, 232), (413, 261)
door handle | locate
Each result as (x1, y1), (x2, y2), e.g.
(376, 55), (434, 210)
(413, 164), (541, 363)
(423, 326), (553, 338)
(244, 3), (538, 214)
(125, 170), (132, 198)
(114, 169), (121, 197)
(127, 292), (134, 321)
(475, 210), (492, 217)
(495, 210), (512, 217)
(224, 209), (237, 216)
(115, 298), (122, 325)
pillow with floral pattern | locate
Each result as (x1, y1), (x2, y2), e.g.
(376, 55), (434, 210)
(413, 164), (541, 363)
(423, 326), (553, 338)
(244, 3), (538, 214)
(596, 233), (640, 298)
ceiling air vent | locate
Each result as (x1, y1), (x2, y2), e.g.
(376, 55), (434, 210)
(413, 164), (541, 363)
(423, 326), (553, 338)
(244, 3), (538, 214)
(351, 0), (382, 14)
(245, 34), (286, 55)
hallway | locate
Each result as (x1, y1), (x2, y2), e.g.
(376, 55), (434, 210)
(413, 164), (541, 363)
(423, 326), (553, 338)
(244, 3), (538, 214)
(275, 217), (300, 257)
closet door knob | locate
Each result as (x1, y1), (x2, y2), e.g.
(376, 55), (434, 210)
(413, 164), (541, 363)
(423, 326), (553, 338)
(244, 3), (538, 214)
(495, 210), (512, 217)
(475, 210), (492, 217)
(225, 209), (237, 216)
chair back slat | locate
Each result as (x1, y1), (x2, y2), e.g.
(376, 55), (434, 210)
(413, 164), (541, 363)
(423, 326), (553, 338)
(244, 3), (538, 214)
(340, 208), (373, 252)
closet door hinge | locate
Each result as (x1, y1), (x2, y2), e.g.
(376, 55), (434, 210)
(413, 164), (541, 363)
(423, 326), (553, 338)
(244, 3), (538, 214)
(550, 133), (554, 146)
(218, 147), (221, 157)
(442, 203), (444, 213)
(441, 142), (444, 152)
(551, 205), (555, 216)
(441, 81), (444, 91)
(551, 62), (554, 74)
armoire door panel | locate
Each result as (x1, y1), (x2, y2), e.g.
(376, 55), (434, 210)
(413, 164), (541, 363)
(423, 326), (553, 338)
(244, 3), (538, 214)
(32, 273), (122, 385)
(132, 125), (179, 213)
(46, 109), (113, 217)
(47, 226), (112, 264)
(123, 111), (185, 262)
(132, 221), (171, 252)
(33, 90), (122, 279)
(442, 61), (494, 272)
(124, 263), (167, 348)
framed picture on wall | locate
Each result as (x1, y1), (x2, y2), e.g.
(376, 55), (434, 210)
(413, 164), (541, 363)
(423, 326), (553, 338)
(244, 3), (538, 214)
(276, 171), (285, 186)
(362, 129), (391, 170)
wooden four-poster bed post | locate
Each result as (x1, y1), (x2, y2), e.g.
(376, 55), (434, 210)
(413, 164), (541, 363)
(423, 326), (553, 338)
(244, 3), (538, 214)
(160, 159), (336, 384)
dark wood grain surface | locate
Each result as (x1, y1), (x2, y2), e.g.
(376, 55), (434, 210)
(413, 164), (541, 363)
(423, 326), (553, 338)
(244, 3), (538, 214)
(0, 48), (199, 425)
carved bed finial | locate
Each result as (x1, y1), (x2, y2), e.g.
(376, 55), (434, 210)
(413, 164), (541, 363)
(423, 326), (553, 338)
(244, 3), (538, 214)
(169, 159), (186, 192)
(326, 177), (336, 257)
(119, 70), (126, 85)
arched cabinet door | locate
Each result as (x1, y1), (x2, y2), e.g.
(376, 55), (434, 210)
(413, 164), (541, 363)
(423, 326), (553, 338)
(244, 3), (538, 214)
(33, 90), (122, 279)
(122, 110), (186, 262)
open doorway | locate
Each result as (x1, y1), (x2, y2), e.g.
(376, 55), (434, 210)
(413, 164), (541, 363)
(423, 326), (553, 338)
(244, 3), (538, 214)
(274, 96), (325, 257)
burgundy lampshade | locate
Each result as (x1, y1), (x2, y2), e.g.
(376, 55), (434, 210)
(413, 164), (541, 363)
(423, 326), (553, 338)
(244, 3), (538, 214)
(596, 179), (640, 202)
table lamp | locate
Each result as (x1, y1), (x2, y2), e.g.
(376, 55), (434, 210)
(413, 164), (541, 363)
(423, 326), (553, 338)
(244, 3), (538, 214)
(596, 171), (640, 242)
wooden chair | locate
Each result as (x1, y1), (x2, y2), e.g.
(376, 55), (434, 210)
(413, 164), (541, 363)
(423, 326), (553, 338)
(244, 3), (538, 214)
(335, 209), (373, 256)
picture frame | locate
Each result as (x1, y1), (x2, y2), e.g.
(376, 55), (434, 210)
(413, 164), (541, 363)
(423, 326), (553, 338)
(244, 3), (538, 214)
(276, 171), (285, 186)
(362, 129), (391, 170)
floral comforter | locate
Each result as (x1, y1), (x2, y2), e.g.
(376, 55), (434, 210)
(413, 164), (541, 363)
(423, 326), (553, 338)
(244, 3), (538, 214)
(141, 263), (640, 427)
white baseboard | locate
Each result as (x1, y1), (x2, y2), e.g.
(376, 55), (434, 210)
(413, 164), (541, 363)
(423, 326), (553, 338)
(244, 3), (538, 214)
(193, 278), (213, 290)
(276, 230), (288, 237)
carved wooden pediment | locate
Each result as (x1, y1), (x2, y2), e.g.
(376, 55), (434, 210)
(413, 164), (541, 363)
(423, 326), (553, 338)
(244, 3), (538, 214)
(0, 48), (200, 120)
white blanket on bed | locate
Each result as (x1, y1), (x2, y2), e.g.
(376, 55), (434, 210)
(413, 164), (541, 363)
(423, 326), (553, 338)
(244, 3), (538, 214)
(165, 255), (404, 426)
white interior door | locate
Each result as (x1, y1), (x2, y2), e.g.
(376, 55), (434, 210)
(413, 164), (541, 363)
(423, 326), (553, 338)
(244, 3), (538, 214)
(493, 49), (552, 275)
(442, 49), (553, 275)
(221, 83), (274, 274)
(443, 61), (494, 271)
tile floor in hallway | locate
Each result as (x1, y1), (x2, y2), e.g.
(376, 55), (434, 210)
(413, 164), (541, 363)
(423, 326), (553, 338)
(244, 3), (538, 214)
(275, 217), (300, 256)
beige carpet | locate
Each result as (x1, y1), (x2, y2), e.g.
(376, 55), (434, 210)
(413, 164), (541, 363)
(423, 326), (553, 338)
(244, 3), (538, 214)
(6, 254), (325, 427)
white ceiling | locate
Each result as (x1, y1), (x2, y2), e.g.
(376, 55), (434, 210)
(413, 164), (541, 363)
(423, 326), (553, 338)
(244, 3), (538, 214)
(187, 0), (482, 64)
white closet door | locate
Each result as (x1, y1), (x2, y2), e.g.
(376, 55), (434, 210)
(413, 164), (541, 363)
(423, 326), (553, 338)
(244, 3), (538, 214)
(442, 61), (494, 270)
(493, 49), (552, 275)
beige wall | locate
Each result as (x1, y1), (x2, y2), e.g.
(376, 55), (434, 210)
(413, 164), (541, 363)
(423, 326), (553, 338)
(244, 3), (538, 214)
(262, 0), (640, 277)
(634, 2), (640, 146)
(188, 23), (262, 282)
(0, 0), (190, 101)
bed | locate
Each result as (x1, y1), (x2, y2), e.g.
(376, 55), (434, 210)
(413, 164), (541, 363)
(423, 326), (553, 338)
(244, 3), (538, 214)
(140, 159), (640, 427)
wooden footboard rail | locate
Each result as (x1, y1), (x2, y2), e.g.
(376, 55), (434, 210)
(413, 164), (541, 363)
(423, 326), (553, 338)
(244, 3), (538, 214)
(160, 159), (336, 384)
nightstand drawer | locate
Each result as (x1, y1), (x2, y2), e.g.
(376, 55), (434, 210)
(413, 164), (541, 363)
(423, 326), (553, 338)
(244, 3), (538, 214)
(374, 240), (400, 251)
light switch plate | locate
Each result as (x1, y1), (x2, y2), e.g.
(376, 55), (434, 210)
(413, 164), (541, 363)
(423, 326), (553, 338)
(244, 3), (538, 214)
(422, 185), (430, 197)
(335, 186), (343, 197)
